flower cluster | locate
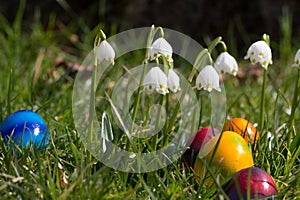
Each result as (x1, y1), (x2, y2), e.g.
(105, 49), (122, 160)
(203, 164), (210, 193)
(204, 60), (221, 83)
(143, 37), (180, 95)
(195, 51), (238, 93)
(95, 29), (277, 97)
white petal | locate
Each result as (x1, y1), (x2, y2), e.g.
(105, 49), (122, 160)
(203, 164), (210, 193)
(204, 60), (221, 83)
(167, 69), (180, 93)
(143, 67), (168, 95)
(292, 49), (300, 68)
(244, 40), (272, 69)
(148, 38), (173, 62)
(97, 40), (115, 64)
(214, 52), (238, 76)
(196, 65), (221, 92)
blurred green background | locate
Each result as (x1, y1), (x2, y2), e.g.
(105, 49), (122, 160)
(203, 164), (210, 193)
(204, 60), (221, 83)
(1, 0), (300, 53)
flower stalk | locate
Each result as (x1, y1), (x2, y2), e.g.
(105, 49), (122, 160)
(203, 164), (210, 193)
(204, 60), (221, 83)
(88, 34), (101, 147)
(130, 25), (156, 133)
(88, 29), (115, 148)
(288, 68), (300, 151)
(151, 95), (165, 150)
(259, 69), (268, 131)
(244, 34), (272, 131)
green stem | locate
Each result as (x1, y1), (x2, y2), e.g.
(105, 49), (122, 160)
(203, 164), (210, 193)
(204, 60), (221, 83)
(188, 49), (212, 82)
(130, 62), (148, 133)
(151, 95), (164, 150)
(190, 98), (199, 135)
(157, 26), (164, 38)
(167, 89), (188, 134)
(199, 92), (203, 128)
(259, 69), (268, 131)
(85, 45), (98, 176)
(288, 69), (300, 150)
(207, 36), (222, 53)
(163, 93), (169, 133)
(88, 48), (98, 148)
(130, 26), (156, 133)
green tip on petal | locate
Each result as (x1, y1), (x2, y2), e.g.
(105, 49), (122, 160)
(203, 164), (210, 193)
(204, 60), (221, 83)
(262, 61), (266, 66)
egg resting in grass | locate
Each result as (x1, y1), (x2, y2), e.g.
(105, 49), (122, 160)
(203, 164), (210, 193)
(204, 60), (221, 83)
(0, 110), (49, 148)
(181, 126), (220, 168)
(222, 167), (278, 199)
(194, 131), (254, 186)
(224, 118), (259, 146)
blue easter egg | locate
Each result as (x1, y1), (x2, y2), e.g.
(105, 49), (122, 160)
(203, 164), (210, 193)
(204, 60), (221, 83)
(0, 110), (49, 148)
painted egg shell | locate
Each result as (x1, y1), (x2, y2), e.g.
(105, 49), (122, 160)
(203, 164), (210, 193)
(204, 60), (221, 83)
(224, 118), (259, 145)
(181, 126), (220, 167)
(0, 110), (49, 148)
(194, 131), (254, 185)
(223, 167), (278, 199)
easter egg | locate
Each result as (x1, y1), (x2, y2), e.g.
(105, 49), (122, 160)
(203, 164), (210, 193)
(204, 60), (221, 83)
(0, 110), (49, 148)
(181, 126), (219, 167)
(194, 131), (254, 185)
(224, 118), (259, 145)
(223, 167), (278, 199)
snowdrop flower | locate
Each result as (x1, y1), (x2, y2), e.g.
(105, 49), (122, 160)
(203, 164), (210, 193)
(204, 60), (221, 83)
(148, 38), (173, 63)
(196, 65), (221, 92)
(167, 69), (181, 93)
(143, 67), (169, 95)
(292, 49), (300, 68)
(96, 40), (115, 65)
(214, 52), (238, 76)
(244, 40), (272, 70)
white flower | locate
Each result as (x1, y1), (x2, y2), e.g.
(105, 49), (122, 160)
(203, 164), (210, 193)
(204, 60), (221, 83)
(167, 69), (181, 93)
(96, 40), (115, 64)
(214, 52), (238, 76)
(292, 49), (300, 68)
(244, 40), (272, 70)
(196, 65), (221, 92)
(143, 67), (169, 95)
(148, 38), (173, 63)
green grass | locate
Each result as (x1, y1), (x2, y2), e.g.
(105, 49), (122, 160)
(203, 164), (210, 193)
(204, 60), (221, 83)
(0, 3), (299, 200)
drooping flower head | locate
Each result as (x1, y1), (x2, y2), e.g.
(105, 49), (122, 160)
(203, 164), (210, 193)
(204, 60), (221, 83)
(148, 38), (173, 63)
(97, 40), (115, 65)
(244, 40), (272, 70)
(214, 52), (238, 76)
(196, 65), (221, 92)
(292, 49), (300, 68)
(167, 69), (181, 93)
(143, 67), (169, 95)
